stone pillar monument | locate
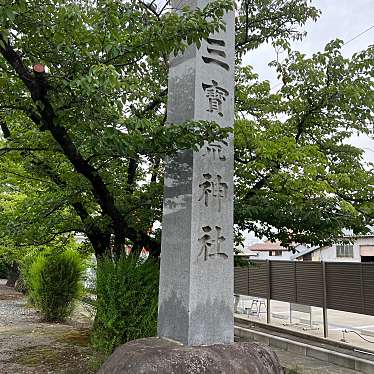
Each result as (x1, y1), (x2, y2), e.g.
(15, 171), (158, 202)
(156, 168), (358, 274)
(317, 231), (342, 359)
(158, 0), (235, 346)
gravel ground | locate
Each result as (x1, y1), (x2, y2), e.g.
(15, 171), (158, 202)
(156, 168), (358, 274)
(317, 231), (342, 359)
(0, 279), (99, 374)
(0, 281), (38, 327)
(0, 298), (38, 326)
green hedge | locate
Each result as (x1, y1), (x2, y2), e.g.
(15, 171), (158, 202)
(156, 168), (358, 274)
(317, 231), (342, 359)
(28, 249), (86, 321)
(91, 255), (159, 354)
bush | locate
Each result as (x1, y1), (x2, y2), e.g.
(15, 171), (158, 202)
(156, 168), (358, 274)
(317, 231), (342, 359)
(0, 258), (10, 278)
(29, 249), (86, 321)
(91, 255), (159, 354)
(19, 250), (40, 297)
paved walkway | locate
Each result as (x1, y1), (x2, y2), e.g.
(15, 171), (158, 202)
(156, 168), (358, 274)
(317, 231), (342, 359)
(275, 348), (360, 373)
(235, 330), (361, 373)
(237, 297), (374, 352)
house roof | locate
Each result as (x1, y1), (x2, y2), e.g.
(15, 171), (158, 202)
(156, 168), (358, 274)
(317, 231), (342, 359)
(247, 241), (288, 252)
(290, 233), (374, 260)
(290, 245), (320, 260)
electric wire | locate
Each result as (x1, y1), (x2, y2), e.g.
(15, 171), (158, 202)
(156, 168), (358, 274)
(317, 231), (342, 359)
(343, 25), (374, 47)
(270, 24), (374, 91)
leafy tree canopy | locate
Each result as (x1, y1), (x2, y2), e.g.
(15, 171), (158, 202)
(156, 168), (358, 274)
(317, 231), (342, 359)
(0, 0), (372, 256)
(235, 40), (374, 246)
(0, 0), (234, 256)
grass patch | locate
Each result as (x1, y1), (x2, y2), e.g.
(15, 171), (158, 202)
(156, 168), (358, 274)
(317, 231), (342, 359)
(10, 344), (96, 373)
(56, 329), (91, 346)
(12, 346), (60, 367)
(285, 366), (303, 374)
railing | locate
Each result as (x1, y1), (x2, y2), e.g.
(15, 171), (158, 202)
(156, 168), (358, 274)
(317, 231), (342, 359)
(234, 260), (374, 337)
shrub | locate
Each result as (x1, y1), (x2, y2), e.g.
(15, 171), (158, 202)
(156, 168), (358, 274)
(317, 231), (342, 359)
(91, 255), (159, 354)
(29, 249), (86, 321)
(20, 250), (40, 297)
(0, 258), (10, 278)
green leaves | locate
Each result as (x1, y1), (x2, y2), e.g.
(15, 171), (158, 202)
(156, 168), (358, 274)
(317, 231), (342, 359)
(235, 0), (321, 58)
(27, 247), (86, 322)
(92, 255), (159, 353)
(0, 0), (236, 255)
(234, 43), (374, 246)
(0, 0), (372, 255)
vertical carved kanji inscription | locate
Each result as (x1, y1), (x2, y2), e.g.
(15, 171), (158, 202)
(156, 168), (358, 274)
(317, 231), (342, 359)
(158, 0), (234, 346)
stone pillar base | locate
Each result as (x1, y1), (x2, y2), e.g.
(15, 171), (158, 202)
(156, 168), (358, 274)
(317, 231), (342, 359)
(98, 337), (283, 374)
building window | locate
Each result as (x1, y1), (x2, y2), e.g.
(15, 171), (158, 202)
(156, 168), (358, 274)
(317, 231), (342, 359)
(269, 250), (282, 257)
(303, 253), (312, 261)
(336, 244), (354, 258)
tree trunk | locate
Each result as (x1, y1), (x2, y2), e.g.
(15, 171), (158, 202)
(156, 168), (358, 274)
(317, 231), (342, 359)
(6, 262), (19, 288)
(87, 231), (111, 259)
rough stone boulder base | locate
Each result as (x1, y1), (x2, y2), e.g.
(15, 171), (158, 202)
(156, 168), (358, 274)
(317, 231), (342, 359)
(98, 337), (283, 374)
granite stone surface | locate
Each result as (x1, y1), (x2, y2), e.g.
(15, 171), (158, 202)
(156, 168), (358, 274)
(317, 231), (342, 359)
(158, 0), (236, 346)
(98, 337), (283, 374)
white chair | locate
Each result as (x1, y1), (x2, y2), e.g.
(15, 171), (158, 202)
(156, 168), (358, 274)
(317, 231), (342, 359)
(246, 298), (267, 317)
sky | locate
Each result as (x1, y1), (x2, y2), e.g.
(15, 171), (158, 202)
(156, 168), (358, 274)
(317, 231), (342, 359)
(241, 0), (374, 246)
(242, 0), (374, 164)
(243, 0), (374, 81)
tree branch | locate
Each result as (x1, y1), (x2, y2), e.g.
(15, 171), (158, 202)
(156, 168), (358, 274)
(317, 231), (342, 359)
(0, 117), (11, 139)
(127, 158), (138, 192)
(0, 147), (52, 156)
(0, 33), (39, 98)
(17, 230), (79, 247)
(134, 88), (168, 117)
(0, 32), (160, 255)
(3, 170), (54, 184)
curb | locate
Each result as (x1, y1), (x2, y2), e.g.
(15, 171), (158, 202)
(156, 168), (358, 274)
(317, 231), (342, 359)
(235, 325), (374, 374)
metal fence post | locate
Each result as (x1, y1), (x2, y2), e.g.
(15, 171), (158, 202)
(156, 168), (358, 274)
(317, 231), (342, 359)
(360, 263), (365, 315)
(322, 261), (328, 338)
(267, 260), (271, 324)
(294, 261), (297, 304)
